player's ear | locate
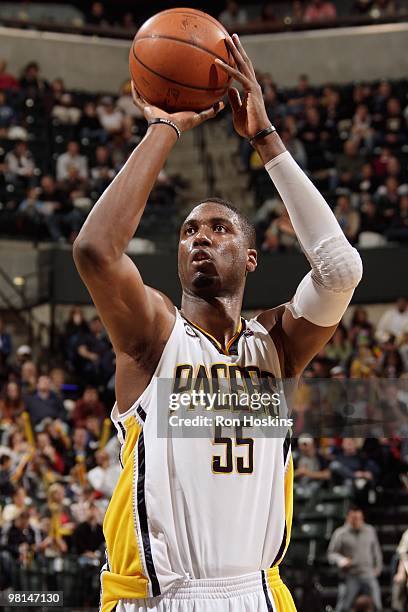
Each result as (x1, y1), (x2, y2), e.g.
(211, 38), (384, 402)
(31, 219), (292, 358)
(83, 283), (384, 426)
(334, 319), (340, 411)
(246, 249), (257, 273)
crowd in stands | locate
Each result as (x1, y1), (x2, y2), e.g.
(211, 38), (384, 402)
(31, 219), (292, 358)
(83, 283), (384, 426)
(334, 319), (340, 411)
(0, 59), (407, 251)
(0, 295), (407, 606)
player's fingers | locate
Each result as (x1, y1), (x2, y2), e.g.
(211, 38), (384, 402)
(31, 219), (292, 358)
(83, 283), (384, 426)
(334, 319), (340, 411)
(228, 88), (242, 113)
(196, 101), (225, 125)
(131, 82), (147, 110)
(225, 37), (252, 78)
(231, 33), (255, 75)
(214, 59), (251, 88)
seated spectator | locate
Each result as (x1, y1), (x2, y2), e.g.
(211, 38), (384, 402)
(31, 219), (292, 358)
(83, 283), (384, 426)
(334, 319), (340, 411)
(335, 140), (364, 189)
(20, 359), (38, 395)
(87, 449), (120, 498)
(330, 438), (379, 504)
(294, 435), (330, 496)
(334, 195), (360, 244)
(90, 145), (116, 195)
(0, 59), (19, 91)
(218, 0), (248, 28)
(72, 502), (104, 559)
(38, 174), (84, 243)
(56, 141), (88, 182)
(19, 61), (49, 98)
(357, 164), (378, 196)
(0, 316), (12, 368)
(254, 3), (276, 24)
(370, 0), (397, 18)
(304, 0), (337, 22)
(280, 128), (308, 169)
(349, 308), (374, 348)
(359, 199), (386, 237)
(74, 316), (113, 386)
(5, 141), (35, 188)
(377, 347), (404, 378)
(116, 80), (144, 121)
(77, 100), (106, 143)
(351, 104), (374, 150)
(51, 92), (81, 126)
(325, 324), (353, 367)
(18, 186), (47, 240)
(121, 11), (137, 31)
(2, 510), (40, 563)
(0, 91), (16, 135)
(97, 97), (123, 135)
(377, 298), (408, 342)
(291, 0), (305, 22)
(387, 195), (408, 243)
(262, 208), (298, 252)
(25, 375), (66, 427)
(0, 381), (25, 421)
(0, 453), (14, 497)
(36, 431), (65, 474)
(86, 1), (110, 27)
(2, 486), (28, 522)
(72, 387), (105, 428)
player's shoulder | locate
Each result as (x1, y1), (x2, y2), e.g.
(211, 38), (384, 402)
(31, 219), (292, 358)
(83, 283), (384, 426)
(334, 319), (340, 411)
(145, 285), (176, 318)
(256, 304), (286, 333)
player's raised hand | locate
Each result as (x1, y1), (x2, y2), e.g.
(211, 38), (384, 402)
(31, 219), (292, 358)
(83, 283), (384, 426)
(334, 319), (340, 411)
(215, 34), (270, 139)
(131, 82), (224, 134)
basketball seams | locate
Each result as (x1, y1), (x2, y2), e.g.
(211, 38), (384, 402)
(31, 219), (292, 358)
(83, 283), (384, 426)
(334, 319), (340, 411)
(134, 35), (232, 67)
(142, 8), (230, 38)
(131, 44), (230, 93)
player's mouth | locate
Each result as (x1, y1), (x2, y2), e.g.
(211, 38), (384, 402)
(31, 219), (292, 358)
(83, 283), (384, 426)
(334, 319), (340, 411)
(191, 249), (213, 265)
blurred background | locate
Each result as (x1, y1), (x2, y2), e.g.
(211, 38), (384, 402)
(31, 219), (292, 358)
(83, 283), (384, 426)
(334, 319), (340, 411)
(0, 1), (407, 611)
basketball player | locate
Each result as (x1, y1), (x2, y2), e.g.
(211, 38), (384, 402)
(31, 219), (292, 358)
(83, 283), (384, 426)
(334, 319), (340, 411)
(74, 36), (362, 612)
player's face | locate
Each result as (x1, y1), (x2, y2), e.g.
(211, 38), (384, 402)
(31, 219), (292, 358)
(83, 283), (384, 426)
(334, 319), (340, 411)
(178, 202), (256, 298)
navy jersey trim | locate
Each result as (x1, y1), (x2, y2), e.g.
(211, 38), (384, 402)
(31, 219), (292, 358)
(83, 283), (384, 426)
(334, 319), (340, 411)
(137, 431), (160, 597)
(261, 570), (274, 611)
(271, 524), (287, 567)
(136, 404), (147, 423)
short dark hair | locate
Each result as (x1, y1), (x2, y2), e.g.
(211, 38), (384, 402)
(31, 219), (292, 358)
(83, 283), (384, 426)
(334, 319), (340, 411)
(348, 504), (363, 514)
(192, 197), (256, 249)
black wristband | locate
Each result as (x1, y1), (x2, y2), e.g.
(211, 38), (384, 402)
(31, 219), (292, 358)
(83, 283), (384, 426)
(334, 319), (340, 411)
(249, 125), (276, 145)
(148, 118), (181, 140)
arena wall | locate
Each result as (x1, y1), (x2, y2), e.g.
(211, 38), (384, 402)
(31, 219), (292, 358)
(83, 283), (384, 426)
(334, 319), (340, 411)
(0, 23), (407, 92)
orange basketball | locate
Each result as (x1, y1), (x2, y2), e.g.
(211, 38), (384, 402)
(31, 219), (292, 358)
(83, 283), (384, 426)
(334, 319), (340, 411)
(129, 8), (234, 113)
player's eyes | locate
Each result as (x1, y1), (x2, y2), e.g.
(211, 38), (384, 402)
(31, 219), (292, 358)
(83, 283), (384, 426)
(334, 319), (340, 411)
(185, 227), (195, 235)
(214, 225), (226, 233)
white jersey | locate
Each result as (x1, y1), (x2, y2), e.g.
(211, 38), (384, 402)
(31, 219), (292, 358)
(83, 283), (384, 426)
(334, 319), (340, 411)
(100, 310), (293, 612)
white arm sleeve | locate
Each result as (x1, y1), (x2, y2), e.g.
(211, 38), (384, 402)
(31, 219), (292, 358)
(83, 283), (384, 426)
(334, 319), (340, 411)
(265, 151), (363, 327)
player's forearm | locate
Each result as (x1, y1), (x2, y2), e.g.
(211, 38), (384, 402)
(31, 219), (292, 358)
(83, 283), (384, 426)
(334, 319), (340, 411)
(74, 125), (177, 262)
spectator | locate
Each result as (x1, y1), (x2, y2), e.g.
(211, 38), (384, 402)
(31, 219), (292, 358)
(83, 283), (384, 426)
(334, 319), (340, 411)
(334, 195), (361, 243)
(90, 145), (116, 195)
(25, 375), (66, 427)
(116, 80), (144, 121)
(56, 141), (88, 182)
(74, 316), (113, 385)
(72, 387), (105, 428)
(262, 207), (298, 252)
(19, 62), (48, 96)
(86, 2), (110, 28)
(387, 195), (408, 243)
(255, 3), (276, 24)
(36, 431), (64, 474)
(328, 506), (382, 612)
(370, 0), (397, 18)
(218, 0), (248, 28)
(72, 502), (104, 557)
(377, 298), (408, 342)
(77, 100), (106, 143)
(294, 435), (330, 495)
(330, 438), (379, 504)
(0, 316), (12, 367)
(51, 92), (81, 126)
(0, 453), (14, 497)
(0, 59), (19, 91)
(349, 308), (374, 348)
(304, 0), (337, 22)
(2, 510), (40, 563)
(38, 174), (84, 242)
(325, 324), (353, 366)
(97, 97), (123, 135)
(87, 449), (120, 498)
(20, 359), (38, 395)
(0, 91), (16, 135)
(359, 199), (386, 238)
(2, 486), (28, 522)
(0, 381), (25, 421)
(5, 141), (35, 187)
(392, 528), (408, 612)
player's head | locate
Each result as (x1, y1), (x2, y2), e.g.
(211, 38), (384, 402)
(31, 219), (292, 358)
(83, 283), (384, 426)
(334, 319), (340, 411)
(178, 198), (257, 299)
